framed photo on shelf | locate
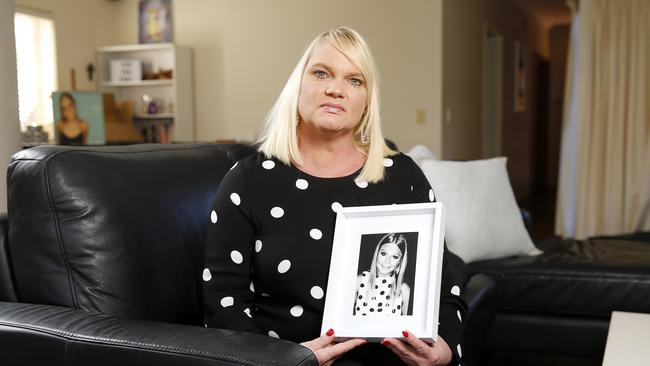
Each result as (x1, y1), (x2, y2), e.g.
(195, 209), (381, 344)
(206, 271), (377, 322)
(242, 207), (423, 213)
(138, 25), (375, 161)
(52, 91), (106, 145)
(139, 0), (173, 44)
(321, 202), (446, 342)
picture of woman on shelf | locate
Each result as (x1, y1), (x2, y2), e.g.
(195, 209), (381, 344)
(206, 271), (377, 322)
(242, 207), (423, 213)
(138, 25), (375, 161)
(354, 232), (417, 316)
(55, 92), (89, 145)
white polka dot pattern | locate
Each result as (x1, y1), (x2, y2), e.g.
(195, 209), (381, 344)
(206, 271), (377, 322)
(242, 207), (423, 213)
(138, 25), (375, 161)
(451, 285), (461, 296)
(429, 189), (435, 202)
(255, 240), (263, 253)
(231, 250), (243, 264)
(457, 344), (462, 358)
(244, 308), (252, 318)
(262, 160), (275, 170)
(202, 268), (212, 282)
(268, 330), (279, 338)
(457, 310), (462, 322)
(310, 286), (324, 299)
(210, 210), (218, 223)
(295, 179), (309, 190)
(250, 282), (255, 292)
(220, 296), (234, 307)
(309, 228), (323, 240)
(355, 180), (368, 188)
(277, 259), (291, 273)
(270, 207), (284, 218)
(331, 202), (342, 212)
(383, 158), (394, 167)
(230, 193), (241, 206)
(290, 305), (304, 317)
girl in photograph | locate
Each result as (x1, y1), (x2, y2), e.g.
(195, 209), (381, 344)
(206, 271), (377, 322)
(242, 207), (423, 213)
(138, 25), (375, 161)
(55, 92), (89, 145)
(355, 233), (410, 316)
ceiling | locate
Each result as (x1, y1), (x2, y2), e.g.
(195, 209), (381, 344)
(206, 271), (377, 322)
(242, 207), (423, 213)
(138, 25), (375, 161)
(511, 0), (572, 30)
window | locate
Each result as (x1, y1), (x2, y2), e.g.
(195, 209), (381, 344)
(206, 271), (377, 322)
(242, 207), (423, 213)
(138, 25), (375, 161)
(14, 10), (57, 132)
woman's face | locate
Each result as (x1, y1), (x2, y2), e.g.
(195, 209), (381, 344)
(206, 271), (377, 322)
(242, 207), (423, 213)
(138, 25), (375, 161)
(60, 96), (76, 122)
(376, 243), (403, 275)
(297, 43), (368, 137)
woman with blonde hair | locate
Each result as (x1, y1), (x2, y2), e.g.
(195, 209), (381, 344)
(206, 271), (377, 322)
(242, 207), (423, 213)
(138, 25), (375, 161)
(355, 233), (411, 316)
(203, 27), (466, 365)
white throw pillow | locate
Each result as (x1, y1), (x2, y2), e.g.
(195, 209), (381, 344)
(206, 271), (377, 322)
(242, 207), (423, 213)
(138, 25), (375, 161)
(407, 145), (439, 165)
(418, 157), (542, 263)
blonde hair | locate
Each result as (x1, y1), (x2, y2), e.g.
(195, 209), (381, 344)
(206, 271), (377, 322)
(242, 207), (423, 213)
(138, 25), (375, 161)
(256, 26), (394, 183)
(368, 233), (408, 301)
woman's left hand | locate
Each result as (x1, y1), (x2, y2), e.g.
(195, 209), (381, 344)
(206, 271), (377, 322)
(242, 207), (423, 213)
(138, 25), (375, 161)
(381, 331), (452, 366)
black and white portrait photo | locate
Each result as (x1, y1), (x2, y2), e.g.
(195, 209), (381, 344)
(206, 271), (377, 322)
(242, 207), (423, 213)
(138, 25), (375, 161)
(353, 232), (418, 316)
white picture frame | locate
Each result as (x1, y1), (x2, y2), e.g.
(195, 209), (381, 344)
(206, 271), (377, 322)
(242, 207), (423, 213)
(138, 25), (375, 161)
(321, 202), (446, 342)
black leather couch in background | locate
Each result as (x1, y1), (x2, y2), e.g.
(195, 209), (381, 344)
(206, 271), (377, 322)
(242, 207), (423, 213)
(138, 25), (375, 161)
(470, 226), (650, 365)
(0, 143), (496, 366)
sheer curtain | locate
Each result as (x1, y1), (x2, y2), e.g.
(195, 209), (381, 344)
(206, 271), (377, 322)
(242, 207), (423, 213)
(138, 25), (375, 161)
(14, 10), (57, 131)
(555, 0), (650, 239)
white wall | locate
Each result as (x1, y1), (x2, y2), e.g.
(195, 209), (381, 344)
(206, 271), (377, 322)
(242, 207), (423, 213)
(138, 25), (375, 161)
(111, 0), (444, 155)
(15, 0), (120, 92)
(0, 0), (22, 212)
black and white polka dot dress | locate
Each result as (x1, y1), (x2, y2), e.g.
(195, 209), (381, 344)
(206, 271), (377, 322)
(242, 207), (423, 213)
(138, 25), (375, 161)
(355, 271), (403, 316)
(203, 152), (467, 365)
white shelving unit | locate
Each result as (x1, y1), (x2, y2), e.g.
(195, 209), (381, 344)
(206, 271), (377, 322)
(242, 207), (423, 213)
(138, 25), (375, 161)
(96, 43), (194, 142)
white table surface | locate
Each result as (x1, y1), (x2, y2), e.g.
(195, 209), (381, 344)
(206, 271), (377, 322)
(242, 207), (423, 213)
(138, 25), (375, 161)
(602, 311), (650, 366)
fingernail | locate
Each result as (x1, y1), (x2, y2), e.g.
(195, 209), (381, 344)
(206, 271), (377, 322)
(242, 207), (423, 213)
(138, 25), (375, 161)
(326, 328), (334, 336)
(402, 330), (409, 338)
(381, 339), (388, 346)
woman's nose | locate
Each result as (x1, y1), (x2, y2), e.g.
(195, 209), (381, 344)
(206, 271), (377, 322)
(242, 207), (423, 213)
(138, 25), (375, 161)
(325, 80), (344, 98)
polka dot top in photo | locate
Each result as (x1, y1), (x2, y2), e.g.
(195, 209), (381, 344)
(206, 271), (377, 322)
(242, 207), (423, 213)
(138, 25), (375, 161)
(203, 152), (467, 365)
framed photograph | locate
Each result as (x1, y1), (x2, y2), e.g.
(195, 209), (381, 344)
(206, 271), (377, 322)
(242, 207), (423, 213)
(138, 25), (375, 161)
(139, 0), (173, 44)
(321, 202), (445, 342)
(52, 91), (106, 145)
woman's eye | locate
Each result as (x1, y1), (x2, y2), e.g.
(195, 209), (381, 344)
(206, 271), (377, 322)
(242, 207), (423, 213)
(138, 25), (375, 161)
(392, 255), (399, 260)
(349, 78), (363, 86)
(380, 251), (386, 256)
(314, 70), (328, 79)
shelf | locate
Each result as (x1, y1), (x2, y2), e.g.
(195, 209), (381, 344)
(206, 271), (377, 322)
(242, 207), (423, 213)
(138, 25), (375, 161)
(97, 43), (174, 52)
(102, 79), (173, 87)
(134, 113), (174, 119)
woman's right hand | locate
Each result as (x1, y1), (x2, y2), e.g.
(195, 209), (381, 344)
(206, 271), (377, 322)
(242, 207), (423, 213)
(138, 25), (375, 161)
(300, 329), (367, 366)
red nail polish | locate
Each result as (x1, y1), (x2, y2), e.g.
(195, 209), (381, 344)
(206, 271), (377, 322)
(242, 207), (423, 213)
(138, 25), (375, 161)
(326, 328), (334, 336)
(381, 340), (388, 346)
(402, 330), (409, 338)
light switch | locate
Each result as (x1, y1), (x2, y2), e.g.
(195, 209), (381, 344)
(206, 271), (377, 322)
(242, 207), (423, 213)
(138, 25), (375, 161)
(416, 109), (426, 124)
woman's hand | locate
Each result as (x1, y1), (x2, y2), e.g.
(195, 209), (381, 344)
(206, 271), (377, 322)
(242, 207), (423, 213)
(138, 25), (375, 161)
(300, 329), (367, 366)
(381, 331), (453, 366)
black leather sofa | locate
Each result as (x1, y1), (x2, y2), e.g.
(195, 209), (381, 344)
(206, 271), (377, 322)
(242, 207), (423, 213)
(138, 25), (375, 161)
(0, 143), (496, 366)
(470, 230), (650, 365)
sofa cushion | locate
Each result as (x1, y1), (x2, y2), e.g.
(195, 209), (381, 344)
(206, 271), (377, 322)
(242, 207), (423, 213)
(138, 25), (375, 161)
(417, 156), (541, 263)
(7, 143), (255, 325)
(471, 237), (650, 317)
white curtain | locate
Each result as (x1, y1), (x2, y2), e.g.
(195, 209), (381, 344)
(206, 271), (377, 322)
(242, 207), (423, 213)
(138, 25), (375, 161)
(14, 11), (57, 131)
(555, 0), (650, 239)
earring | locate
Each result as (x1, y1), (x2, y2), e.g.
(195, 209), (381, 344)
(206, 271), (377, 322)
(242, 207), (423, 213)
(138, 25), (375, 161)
(360, 131), (369, 145)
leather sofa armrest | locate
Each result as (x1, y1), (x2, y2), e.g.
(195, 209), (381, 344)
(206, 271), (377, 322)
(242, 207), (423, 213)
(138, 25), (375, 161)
(0, 301), (317, 366)
(0, 214), (17, 302)
(462, 273), (498, 366)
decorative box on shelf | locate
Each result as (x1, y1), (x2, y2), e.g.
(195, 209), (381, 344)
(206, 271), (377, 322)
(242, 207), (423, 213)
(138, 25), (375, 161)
(110, 59), (142, 82)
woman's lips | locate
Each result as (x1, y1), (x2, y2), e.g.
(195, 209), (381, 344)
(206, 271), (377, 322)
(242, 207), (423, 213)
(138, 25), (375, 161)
(321, 103), (345, 113)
